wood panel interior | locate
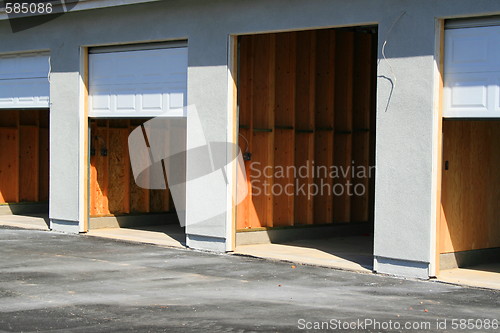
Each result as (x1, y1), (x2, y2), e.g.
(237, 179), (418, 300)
(89, 119), (174, 217)
(439, 120), (500, 253)
(236, 27), (377, 230)
(0, 110), (49, 205)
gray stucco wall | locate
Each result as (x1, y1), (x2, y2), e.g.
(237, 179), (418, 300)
(1, 0), (500, 278)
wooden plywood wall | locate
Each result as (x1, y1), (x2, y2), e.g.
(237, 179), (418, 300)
(236, 28), (377, 230)
(440, 120), (500, 253)
(89, 119), (172, 217)
(0, 110), (49, 204)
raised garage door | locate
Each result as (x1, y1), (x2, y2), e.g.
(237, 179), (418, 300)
(89, 46), (188, 117)
(444, 25), (500, 118)
(0, 53), (50, 108)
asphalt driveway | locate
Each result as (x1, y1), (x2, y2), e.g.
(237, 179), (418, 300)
(0, 227), (498, 332)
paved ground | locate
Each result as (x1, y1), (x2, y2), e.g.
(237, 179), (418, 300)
(0, 227), (499, 333)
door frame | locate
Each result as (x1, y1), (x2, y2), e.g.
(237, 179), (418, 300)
(431, 19), (445, 278)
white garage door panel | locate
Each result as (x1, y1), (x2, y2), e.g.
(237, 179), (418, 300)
(444, 26), (500, 117)
(0, 54), (50, 109)
(89, 47), (187, 117)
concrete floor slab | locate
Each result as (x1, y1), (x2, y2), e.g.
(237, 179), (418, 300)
(0, 214), (49, 231)
(0, 227), (499, 332)
(439, 264), (500, 290)
(86, 225), (186, 248)
(235, 236), (373, 273)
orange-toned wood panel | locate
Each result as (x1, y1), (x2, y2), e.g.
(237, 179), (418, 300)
(236, 127), (258, 229)
(252, 33), (275, 130)
(440, 120), (500, 253)
(275, 32), (296, 128)
(107, 128), (130, 214)
(294, 132), (314, 225)
(295, 30), (316, 131)
(293, 30), (316, 226)
(236, 36), (254, 229)
(237, 33), (277, 228)
(272, 32), (296, 227)
(19, 126), (39, 202)
(332, 134), (352, 223)
(0, 128), (19, 203)
(90, 120), (172, 217)
(0, 110), (48, 204)
(351, 132), (370, 221)
(129, 124), (150, 213)
(314, 29), (335, 127)
(129, 168), (150, 213)
(238, 36), (253, 129)
(90, 124), (109, 216)
(314, 130), (334, 224)
(251, 131), (274, 227)
(236, 28), (375, 230)
(313, 29), (335, 224)
(273, 129), (295, 226)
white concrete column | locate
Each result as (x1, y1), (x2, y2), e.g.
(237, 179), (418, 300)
(373, 15), (438, 279)
(185, 33), (231, 252)
(48, 46), (83, 233)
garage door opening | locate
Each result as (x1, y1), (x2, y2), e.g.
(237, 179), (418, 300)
(0, 109), (49, 227)
(438, 20), (500, 289)
(439, 120), (500, 287)
(85, 43), (187, 247)
(235, 27), (377, 272)
(0, 53), (50, 229)
(87, 118), (184, 246)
